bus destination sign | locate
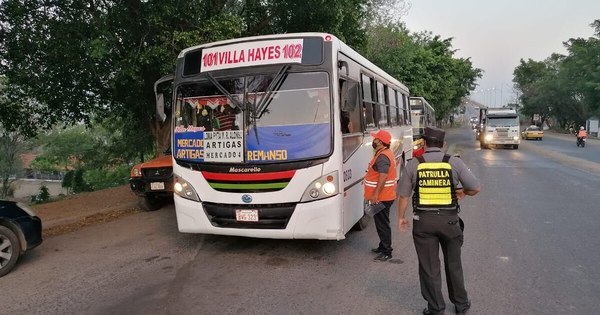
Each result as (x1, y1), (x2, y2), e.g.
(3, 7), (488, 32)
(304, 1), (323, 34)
(200, 39), (304, 72)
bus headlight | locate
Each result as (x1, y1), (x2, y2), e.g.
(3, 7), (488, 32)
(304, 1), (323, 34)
(174, 175), (200, 202)
(301, 171), (339, 202)
(513, 136), (519, 141)
(484, 134), (493, 142)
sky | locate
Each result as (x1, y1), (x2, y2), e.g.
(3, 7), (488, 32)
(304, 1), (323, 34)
(401, 0), (600, 107)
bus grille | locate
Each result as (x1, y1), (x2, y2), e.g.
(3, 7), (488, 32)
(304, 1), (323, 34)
(203, 202), (296, 229)
(201, 170), (295, 193)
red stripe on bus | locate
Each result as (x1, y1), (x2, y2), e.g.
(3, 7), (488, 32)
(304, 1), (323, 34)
(201, 170), (296, 181)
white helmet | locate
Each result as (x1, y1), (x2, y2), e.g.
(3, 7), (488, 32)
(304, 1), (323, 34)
(580, 126), (585, 130)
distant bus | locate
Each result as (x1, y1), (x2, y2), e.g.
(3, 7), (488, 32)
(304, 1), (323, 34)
(155, 33), (413, 240)
(409, 97), (436, 156)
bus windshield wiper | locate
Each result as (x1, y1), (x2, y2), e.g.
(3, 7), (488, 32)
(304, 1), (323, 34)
(254, 64), (290, 119)
(246, 64), (290, 145)
(205, 73), (245, 111)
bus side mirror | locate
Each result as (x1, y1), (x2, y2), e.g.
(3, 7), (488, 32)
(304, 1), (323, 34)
(156, 92), (167, 122)
(154, 74), (174, 123)
(338, 60), (349, 76)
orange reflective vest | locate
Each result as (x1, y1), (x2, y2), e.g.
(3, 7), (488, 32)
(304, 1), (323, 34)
(364, 148), (397, 201)
(577, 130), (588, 138)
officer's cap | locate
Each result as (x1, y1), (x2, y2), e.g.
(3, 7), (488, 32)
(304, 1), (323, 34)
(423, 126), (445, 142)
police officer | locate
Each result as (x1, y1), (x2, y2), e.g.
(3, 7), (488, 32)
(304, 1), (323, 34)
(397, 126), (480, 315)
(364, 130), (397, 261)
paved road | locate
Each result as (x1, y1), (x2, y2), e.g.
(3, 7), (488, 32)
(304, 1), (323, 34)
(527, 132), (600, 164)
(2, 126), (599, 314)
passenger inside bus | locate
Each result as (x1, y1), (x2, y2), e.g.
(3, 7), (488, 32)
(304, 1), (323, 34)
(214, 104), (240, 131)
(195, 105), (220, 131)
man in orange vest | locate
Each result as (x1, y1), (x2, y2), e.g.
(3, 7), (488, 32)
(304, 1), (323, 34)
(364, 130), (397, 261)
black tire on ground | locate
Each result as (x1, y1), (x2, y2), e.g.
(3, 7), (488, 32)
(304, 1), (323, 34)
(0, 225), (21, 278)
(352, 214), (370, 231)
(513, 145), (519, 149)
(139, 196), (163, 211)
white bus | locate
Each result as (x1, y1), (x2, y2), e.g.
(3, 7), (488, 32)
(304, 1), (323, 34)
(155, 33), (413, 240)
(409, 96), (436, 157)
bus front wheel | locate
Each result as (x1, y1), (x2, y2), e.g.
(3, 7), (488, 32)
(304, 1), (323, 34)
(352, 201), (371, 231)
(353, 214), (370, 231)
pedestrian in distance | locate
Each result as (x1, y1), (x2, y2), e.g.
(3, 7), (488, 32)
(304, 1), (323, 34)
(396, 126), (481, 315)
(364, 130), (397, 262)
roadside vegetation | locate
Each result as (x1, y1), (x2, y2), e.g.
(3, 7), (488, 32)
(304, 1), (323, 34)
(513, 20), (600, 129)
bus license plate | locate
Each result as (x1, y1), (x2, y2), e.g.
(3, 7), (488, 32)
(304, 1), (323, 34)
(236, 210), (259, 222)
(150, 182), (165, 190)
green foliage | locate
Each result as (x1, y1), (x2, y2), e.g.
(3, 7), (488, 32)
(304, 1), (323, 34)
(84, 165), (130, 191)
(37, 185), (50, 203)
(365, 24), (482, 120)
(62, 169), (90, 194)
(513, 20), (600, 126)
(33, 123), (140, 170)
(29, 156), (58, 173)
(31, 185), (51, 204)
(0, 125), (24, 198)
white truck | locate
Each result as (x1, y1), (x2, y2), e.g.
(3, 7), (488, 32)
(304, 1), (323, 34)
(479, 108), (520, 149)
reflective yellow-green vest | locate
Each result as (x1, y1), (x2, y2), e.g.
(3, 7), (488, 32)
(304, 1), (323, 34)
(413, 154), (459, 211)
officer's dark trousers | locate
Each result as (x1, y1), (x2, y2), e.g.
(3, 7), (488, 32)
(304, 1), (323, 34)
(374, 200), (394, 255)
(412, 212), (469, 314)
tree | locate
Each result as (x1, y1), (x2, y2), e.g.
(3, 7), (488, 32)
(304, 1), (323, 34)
(513, 20), (600, 128)
(0, 126), (24, 198)
(365, 24), (481, 120)
(560, 20), (600, 118)
(513, 55), (576, 127)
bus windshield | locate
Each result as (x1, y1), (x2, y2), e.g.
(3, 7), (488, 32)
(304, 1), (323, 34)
(173, 71), (332, 164)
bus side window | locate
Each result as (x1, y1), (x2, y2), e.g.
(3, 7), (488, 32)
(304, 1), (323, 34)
(340, 78), (363, 161)
(402, 94), (411, 125)
(360, 74), (376, 129)
(340, 79), (361, 134)
(377, 82), (389, 127)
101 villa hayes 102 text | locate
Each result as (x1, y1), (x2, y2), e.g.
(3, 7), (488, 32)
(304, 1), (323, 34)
(202, 44), (303, 68)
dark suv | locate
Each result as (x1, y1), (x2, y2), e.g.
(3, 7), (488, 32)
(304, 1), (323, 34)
(0, 200), (42, 277)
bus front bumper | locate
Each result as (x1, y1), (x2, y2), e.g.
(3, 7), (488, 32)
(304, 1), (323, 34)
(173, 194), (345, 240)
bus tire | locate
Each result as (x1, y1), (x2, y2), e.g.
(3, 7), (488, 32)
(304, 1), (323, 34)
(353, 214), (370, 231)
(513, 145), (519, 149)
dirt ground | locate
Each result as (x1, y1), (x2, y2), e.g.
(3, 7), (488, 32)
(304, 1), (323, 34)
(31, 185), (143, 238)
